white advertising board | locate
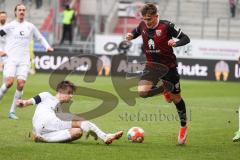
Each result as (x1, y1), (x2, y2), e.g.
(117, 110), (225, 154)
(95, 34), (240, 60)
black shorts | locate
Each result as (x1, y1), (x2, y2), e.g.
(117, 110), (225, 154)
(140, 67), (181, 94)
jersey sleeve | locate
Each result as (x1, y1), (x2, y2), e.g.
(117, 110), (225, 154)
(167, 21), (182, 38)
(32, 25), (51, 51)
(0, 30), (6, 37)
(167, 21), (190, 47)
(131, 23), (141, 39)
(0, 23), (11, 36)
(31, 92), (51, 105)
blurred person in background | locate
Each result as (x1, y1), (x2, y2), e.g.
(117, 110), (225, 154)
(0, 11), (7, 72)
(98, 55), (111, 76)
(60, 4), (75, 45)
(214, 60), (229, 81)
(229, 0), (237, 18)
(35, 0), (43, 9)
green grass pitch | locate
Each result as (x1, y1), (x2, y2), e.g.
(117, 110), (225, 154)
(0, 73), (239, 160)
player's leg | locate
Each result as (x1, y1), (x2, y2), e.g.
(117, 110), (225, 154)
(223, 72), (229, 81)
(42, 118), (123, 144)
(33, 117), (81, 142)
(98, 66), (103, 76)
(215, 71), (221, 81)
(0, 77), (14, 100)
(138, 79), (155, 98)
(9, 63), (29, 119)
(171, 93), (188, 145)
(72, 121), (123, 144)
(0, 61), (17, 100)
(60, 25), (67, 44)
(8, 79), (25, 119)
(138, 67), (173, 98)
(162, 68), (188, 145)
(105, 67), (111, 76)
(34, 128), (82, 143)
(233, 107), (240, 142)
(68, 25), (73, 44)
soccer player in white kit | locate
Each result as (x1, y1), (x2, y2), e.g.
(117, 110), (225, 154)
(0, 4), (54, 119)
(0, 11), (7, 71)
(16, 81), (123, 144)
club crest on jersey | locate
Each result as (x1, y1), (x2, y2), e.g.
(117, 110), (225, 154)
(20, 31), (24, 36)
(156, 30), (161, 37)
(148, 39), (155, 49)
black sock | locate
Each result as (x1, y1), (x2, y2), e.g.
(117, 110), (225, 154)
(175, 99), (187, 127)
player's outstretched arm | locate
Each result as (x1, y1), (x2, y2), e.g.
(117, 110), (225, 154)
(125, 33), (134, 41)
(32, 25), (54, 53)
(16, 99), (34, 108)
(46, 47), (54, 53)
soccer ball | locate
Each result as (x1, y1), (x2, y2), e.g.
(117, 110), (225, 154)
(127, 127), (144, 143)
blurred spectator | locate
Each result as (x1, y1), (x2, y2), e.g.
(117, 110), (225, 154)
(0, 0), (6, 11)
(22, 0), (32, 5)
(98, 55), (111, 76)
(229, 0), (237, 18)
(0, 11), (7, 72)
(62, 0), (71, 8)
(60, 5), (75, 45)
(215, 60), (229, 81)
(35, 0), (42, 9)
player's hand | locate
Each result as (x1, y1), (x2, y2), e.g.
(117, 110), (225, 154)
(0, 51), (7, 57)
(47, 47), (54, 53)
(16, 99), (26, 108)
(168, 39), (176, 47)
(125, 33), (134, 41)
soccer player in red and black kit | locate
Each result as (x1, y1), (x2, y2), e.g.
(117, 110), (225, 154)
(126, 3), (190, 145)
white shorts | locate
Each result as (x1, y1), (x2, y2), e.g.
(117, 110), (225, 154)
(40, 129), (72, 143)
(3, 59), (30, 80)
(34, 117), (72, 135)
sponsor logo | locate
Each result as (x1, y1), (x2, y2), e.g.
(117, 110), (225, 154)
(156, 30), (161, 37)
(20, 31), (24, 36)
(148, 39), (155, 50)
(34, 55), (91, 71)
(117, 60), (145, 73)
(178, 62), (208, 76)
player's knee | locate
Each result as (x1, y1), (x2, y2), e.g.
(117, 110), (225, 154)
(70, 128), (82, 140)
(138, 91), (149, 98)
(6, 79), (14, 88)
(17, 82), (25, 90)
(172, 95), (182, 104)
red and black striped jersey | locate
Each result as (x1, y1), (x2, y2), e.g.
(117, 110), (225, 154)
(131, 20), (190, 68)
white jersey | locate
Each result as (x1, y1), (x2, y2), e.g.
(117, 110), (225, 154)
(0, 24), (6, 63)
(32, 92), (60, 131)
(2, 20), (50, 63)
(0, 25), (6, 51)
